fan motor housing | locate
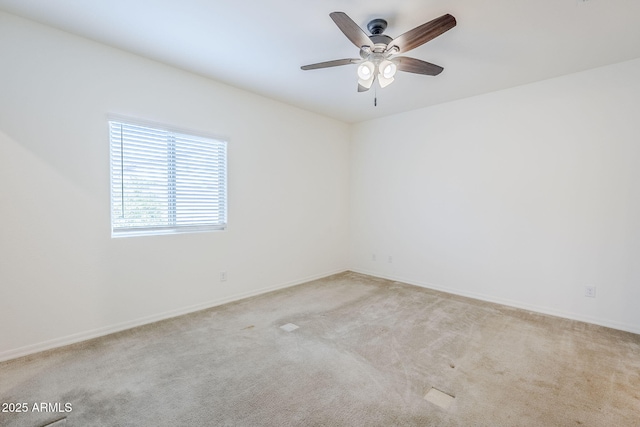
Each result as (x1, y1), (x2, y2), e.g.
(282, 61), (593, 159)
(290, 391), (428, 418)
(367, 19), (392, 49)
(371, 34), (393, 46)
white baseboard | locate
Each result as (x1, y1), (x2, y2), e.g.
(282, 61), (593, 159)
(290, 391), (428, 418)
(350, 268), (640, 336)
(0, 268), (348, 363)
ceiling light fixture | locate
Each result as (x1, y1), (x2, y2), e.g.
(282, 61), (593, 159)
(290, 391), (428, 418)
(357, 61), (375, 89)
(301, 12), (456, 93)
(381, 60), (397, 79)
(378, 59), (397, 88)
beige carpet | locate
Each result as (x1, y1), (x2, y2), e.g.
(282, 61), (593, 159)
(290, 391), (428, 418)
(1, 272), (639, 426)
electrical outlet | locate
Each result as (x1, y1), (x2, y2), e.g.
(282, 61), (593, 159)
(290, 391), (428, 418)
(220, 271), (227, 282)
(372, 254), (376, 261)
(388, 256), (393, 263)
(584, 286), (596, 298)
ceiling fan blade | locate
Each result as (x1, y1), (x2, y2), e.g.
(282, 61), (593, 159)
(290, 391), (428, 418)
(358, 83), (370, 92)
(396, 57), (444, 75)
(301, 58), (359, 70)
(387, 14), (456, 54)
(330, 12), (374, 49)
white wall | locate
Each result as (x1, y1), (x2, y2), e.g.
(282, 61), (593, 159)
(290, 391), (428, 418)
(350, 58), (640, 334)
(0, 12), (350, 361)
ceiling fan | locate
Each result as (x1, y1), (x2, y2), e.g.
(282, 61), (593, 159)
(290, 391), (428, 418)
(301, 12), (456, 92)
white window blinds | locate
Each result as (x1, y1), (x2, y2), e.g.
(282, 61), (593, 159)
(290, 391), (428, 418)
(109, 120), (227, 237)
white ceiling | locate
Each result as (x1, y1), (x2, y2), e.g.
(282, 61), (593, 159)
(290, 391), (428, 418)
(1, 0), (639, 123)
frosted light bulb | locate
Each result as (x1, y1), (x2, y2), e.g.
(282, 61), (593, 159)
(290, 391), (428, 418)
(382, 62), (397, 78)
(357, 62), (373, 79)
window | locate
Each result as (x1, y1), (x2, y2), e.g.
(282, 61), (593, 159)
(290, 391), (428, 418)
(109, 120), (227, 237)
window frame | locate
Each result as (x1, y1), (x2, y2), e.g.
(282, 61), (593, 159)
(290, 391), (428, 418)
(108, 117), (228, 238)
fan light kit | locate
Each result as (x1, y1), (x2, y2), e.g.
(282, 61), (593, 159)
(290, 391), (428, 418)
(301, 12), (456, 92)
